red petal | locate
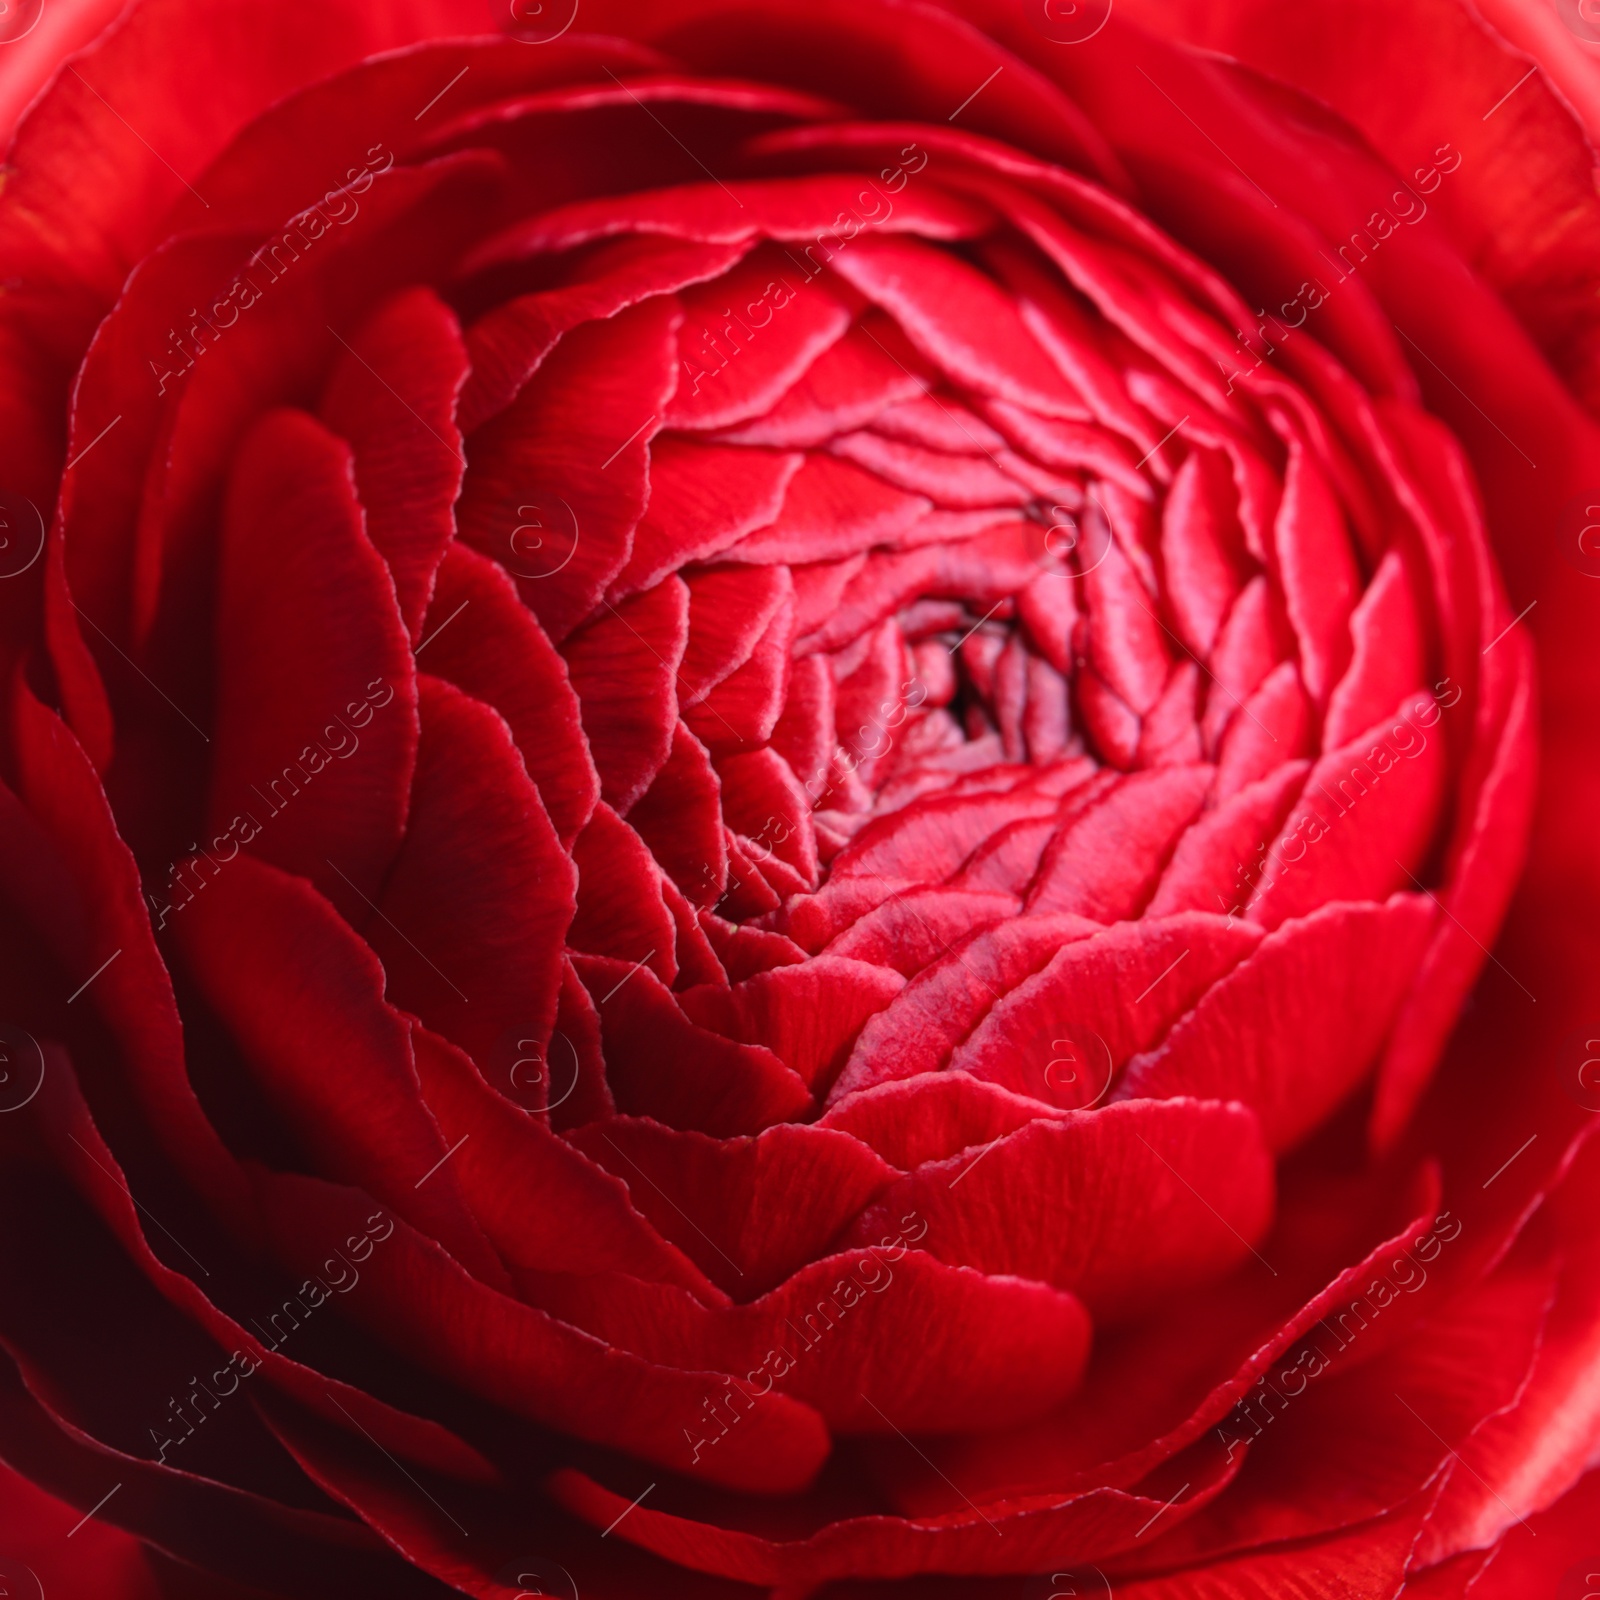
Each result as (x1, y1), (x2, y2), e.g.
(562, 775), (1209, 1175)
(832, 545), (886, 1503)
(208, 408), (417, 922)
(550, 1455), (1232, 1588)
(831, 912), (1101, 1101)
(568, 803), (678, 984)
(926, 1163), (1445, 1508)
(318, 286), (467, 643)
(1203, 576), (1291, 750)
(1372, 636), (1537, 1147)
(824, 885), (1019, 976)
(868, 391), (1005, 454)
(715, 311), (928, 447)
(173, 853), (506, 1285)
(626, 722), (728, 906)
(667, 244), (855, 431)
(473, 172), (992, 265)
(830, 428), (1030, 508)
(987, 401), (1152, 493)
(1161, 448), (1249, 656)
(729, 452), (929, 565)
(368, 676), (574, 1065)
(418, 542), (598, 848)
(1076, 665), (1143, 768)
(680, 564), (792, 703)
(572, 954), (811, 1134)
(799, 522), (1049, 652)
(1080, 535), (1170, 714)
(550, 956), (616, 1131)
(687, 595), (795, 752)
(820, 1070), (1073, 1169)
(612, 439), (802, 598)
(829, 235), (1087, 418)
(1137, 660), (1204, 769)
(953, 810), (1065, 894)
(718, 828), (785, 919)
(698, 912), (807, 981)
(457, 295), (680, 645)
(1324, 547), (1427, 749)
(679, 955), (904, 1091)
(660, 871), (729, 987)
(848, 1097), (1274, 1318)
(1027, 765), (1214, 919)
(770, 651), (837, 800)
(568, 1117), (896, 1298)
(1095, 1510), (1421, 1598)
(563, 577), (689, 812)
(833, 781), (1065, 888)
(410, 1026), (716, 1297)
(532, 1246), (1090, 1436)
(951, 913), (1264, 1104)
(461, 236), (745, 431)
(1212, 659), (1311, 800)
(0, 1454), (158, 1600)
(1024, 651), (1073, 764)
(1273, 433), (1359, 705)
(715, 745), (816, 885)
(1247, 693), (1447, 928)
(1115, 0), (1600, 408)
(1141, 1237), (1559, 1569)
(0, 0), (490, 301)
(4, 692), (245, 1216)
(32, 1045), (490, 1481)
(1147, 760), (1309, 919)
(1118, 895), (1436, 1148)
(252, 1169), (828, 1494)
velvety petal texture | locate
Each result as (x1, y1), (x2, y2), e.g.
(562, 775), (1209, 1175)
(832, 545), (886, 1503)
(0, 0), (1590, 1597)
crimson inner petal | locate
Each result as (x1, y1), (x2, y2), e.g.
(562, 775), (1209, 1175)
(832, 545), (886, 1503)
(434, 172), (1463, 1146)
(553, 271), (1307, 902)
(0, 13), (1551, 1590)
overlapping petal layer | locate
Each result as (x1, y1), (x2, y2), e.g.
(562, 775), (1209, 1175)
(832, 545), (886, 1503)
(0, 1), (1592, 1597)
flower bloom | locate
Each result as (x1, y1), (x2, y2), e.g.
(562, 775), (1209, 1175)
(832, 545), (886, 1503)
(0, 2), (1597, 1597)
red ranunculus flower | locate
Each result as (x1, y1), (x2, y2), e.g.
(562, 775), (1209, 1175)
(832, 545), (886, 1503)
(1, 2), (1597, 1597)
